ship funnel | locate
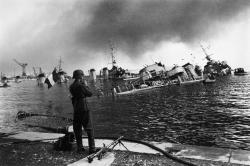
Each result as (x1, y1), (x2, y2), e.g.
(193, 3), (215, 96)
(89, 68), (96, 81)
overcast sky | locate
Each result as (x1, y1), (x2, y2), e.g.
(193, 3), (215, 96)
(0, 0), (250, 76)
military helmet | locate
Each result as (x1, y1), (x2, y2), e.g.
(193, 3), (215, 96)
(73, 69), (84, 79)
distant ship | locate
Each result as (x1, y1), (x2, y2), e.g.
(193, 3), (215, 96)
(0, 75), (10, 87)
(101, 41), (138, 81)
(33, 67), (46, 85)
(234, 68), (248, 76)
(54, 57), (68, 83)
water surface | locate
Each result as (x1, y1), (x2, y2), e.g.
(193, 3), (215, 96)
(0, 75), (250, 150)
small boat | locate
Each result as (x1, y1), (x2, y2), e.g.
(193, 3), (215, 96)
(234, 68), (248, 75)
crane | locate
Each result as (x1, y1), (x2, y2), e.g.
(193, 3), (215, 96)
(33, 67), (37, 77)
(13, 59), (28, 76)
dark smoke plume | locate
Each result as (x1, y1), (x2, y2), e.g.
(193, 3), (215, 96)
(74, 0), (250, 56)
(1, 0), (250, 74)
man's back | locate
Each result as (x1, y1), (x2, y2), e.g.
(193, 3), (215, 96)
(70, 81), (92, 113)
(70, 81), (92, 99)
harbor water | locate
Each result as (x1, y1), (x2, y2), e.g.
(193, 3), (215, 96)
(0, 75), (250, 151)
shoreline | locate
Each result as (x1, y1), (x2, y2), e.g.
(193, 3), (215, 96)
(1, 131), (250, 166)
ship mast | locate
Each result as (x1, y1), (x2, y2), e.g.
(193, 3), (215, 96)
(109, 40), (116, 68)
(58, 56), (63, 72)
(200, 43), (213, 62)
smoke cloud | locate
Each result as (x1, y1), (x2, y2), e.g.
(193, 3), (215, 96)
(0, 0), (250, 74)
(75, 0), (250, 55)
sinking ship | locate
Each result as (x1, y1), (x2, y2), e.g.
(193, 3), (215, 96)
(55, 57), (68, 83)
(201, 44), (231, 77)
(33, 67), (46, 85)
(100, 41), (139, 81)
(166, 63), (203, 85)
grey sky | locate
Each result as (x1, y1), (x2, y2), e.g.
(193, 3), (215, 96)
(0, 0), (250, 76)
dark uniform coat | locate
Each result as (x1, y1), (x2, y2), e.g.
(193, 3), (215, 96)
(70, 81), (95, 151)
(70, 81), (93, 130)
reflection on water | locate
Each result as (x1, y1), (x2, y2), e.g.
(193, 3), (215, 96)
(0, 75), (250, 150)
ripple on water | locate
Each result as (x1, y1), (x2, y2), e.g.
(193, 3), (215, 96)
(1, 76), (250, 150)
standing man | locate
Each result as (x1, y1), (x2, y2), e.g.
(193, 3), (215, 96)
(69, 69), (96, 154)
